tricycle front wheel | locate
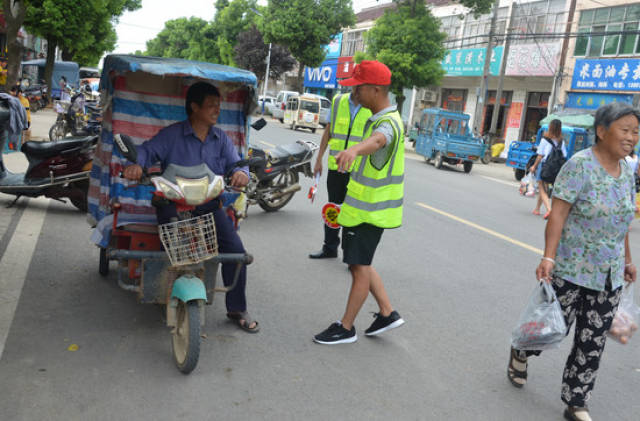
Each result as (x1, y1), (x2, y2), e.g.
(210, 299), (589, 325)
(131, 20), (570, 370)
(172, 300), (201, 374)
(434, 152), (444, 169)
(463, 161), (473, 173)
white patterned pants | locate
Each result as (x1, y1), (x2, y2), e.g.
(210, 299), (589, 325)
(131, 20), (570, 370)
(516, 275), (623, 407)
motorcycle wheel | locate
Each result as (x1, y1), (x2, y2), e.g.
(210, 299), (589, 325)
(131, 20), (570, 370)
(30, 100), (39, 113)
(49, 121), (67, 141)
(172, 300), (200, 375)
(99, 247), (109, 276)
(481, 151), (491, 165)
(258, 170), (299, 212)
(434, 152), (444, 169)
(69, 180), (89, 212)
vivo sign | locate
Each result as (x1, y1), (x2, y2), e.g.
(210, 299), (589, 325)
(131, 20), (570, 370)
(304, 59), (338, 89)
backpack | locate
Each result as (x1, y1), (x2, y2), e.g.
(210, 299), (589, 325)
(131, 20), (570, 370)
(540, 140), (566, 183)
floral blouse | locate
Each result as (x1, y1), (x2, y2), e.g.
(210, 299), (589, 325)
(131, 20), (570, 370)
(552, 147), (635, 291)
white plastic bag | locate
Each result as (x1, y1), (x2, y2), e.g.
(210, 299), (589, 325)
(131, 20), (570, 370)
(608, 282), (640, 345)
(519, 172), (536, 197)
(511, 282), (567, 351)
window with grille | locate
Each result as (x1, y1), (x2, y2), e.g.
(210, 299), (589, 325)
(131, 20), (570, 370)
(574, 4), (640, 57)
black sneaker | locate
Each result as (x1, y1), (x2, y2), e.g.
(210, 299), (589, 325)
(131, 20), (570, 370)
(313, 322), (357, 344)
(364, 311), (405, 336)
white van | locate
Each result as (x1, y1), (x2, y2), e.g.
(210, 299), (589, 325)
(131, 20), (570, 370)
(272, 90), (299, 122)
(284, 94), (321, 133)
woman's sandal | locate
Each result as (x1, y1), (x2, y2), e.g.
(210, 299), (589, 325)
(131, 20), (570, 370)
(564, 406), (591, 421)
(507, 347), (527, 388)
(532, 209), (541, 215)
(227, 312), (260, 333)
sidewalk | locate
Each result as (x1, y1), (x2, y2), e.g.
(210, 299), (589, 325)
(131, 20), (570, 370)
(3, 107), (57, 173)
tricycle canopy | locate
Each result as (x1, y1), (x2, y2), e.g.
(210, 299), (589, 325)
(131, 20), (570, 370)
(21, 59), (79, 99)
(89, 55), (258, 247)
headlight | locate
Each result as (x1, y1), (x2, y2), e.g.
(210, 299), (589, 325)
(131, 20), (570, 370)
(207, 175), (225, 200)
(176, 176), (209, 205)
(152, 178), (183, 201)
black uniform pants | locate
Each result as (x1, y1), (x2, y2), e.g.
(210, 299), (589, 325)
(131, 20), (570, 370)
(322, 170), (350, 252)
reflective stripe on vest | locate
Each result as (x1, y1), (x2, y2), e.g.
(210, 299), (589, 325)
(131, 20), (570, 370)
(327, 94), (372, 171)
(338, 110), (405, 229)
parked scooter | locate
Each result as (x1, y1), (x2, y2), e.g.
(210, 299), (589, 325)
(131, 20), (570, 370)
(244, 119), (318, 212)
(23, 84), (46, 113)
(0, 97), (97, 211)
(49, 93), (101, 141)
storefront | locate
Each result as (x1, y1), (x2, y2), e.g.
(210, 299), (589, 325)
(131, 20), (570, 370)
(522, 92), (550, 142)
(304, 34), (342, 98)
(569, 57), (637, 109)
(440, 88), (467, 112)
(481, 90), (512, 138)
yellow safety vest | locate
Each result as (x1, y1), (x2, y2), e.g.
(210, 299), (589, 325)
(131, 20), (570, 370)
(337, 110), (404, 229)
(327, 94), (372, 171)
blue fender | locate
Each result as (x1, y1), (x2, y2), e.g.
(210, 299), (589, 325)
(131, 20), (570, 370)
(171, 275), (207, 302)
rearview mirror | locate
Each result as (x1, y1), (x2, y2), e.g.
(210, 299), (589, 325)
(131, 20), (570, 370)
(251, 118), (267, 131)
(113, 133), (138, 163)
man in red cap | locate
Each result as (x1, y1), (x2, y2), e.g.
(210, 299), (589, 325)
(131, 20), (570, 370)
(313, 60), (406, 345)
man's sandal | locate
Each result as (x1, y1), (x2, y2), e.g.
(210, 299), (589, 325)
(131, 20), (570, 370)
(227, 312), (260, 333)
(507, 347), (527, 388)
(564, 406), (591, 421)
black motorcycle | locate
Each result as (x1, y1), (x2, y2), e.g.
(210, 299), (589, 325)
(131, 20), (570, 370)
(243, 118), (318, 212)
(49, 93), (101, 141)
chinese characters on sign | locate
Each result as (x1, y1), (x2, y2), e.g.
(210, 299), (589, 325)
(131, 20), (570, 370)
(566, 92), (633, 110)
(505, 42), (561, 77)
(506, 102), (524, 128)
(571, 58), (640, 91)
(442, 46), (504, 76)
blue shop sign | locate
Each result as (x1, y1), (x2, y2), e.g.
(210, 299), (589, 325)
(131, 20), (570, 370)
(572, 58), (640, 91)
(442, 46), (503, 76)
(324, 33), (342, 59)
(304, 59), (338, 89)
(566, 92), (633, 109)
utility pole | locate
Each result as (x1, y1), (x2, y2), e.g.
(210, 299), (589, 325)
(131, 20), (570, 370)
(548, 0), (577, 113)
(489, 5), (516, 142)
(473, 0), (499, 134)
(262, 42), (272, 115)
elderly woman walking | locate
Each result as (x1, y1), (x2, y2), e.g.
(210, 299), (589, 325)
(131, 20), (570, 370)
(507, 102), (639, 421)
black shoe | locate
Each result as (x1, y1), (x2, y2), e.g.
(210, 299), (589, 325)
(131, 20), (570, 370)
(364, 311), (405, 336)
(313, 322), (357, 344)
(309, 249), (338, 259)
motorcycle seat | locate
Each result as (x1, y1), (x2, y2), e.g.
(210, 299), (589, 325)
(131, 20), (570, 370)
(268, 142), (309, 162)
(21, 136), (97, 158)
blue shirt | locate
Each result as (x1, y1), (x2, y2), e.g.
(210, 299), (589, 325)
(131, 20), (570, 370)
(328, 93), (361, 125)
(135, 120), (249, 178)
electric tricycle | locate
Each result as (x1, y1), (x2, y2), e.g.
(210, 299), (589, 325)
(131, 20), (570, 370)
(88, 55), (258, 374)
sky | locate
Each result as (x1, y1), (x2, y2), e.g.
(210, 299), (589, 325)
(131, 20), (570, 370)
(112, 0), (391, 55)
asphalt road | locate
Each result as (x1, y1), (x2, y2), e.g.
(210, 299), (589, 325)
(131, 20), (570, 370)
(0, 118), (639, 420)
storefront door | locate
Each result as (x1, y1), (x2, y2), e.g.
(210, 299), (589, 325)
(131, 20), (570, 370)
(522, 92), (549, 142)
(441, 89), (467, 112)
(482, 91), (512, 138)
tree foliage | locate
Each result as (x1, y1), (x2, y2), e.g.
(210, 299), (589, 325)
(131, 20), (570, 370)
(234, 25), (295, 84)
(146, 17), (210, 60)
(361, 0), (446, 111)
(23, 0), (141, 99)
(263, 0), (355, 92)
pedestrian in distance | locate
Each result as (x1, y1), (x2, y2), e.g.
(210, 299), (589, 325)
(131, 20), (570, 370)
(122, 81), (259, 333)
(313, 60), (405, 345)
(530, 119), (567, 219)
(507, 102), (639, 421)
(309, 84), (372, 259)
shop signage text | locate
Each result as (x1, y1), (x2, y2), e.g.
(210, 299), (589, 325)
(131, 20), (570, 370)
(442, 46), (503, 76)
(304, 59), (338, 89)
(505, 42), (561, 77)
(572, 58), (640, 91)
(325, 33), (342, 59)
(337, 56), (354, 78)
(566, 92), (633, 109)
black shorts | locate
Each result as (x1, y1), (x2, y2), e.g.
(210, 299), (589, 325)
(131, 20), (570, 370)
(341, 223), (384, 266)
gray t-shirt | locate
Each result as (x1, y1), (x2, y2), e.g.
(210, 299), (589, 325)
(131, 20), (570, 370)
(369, 105), (398, 169)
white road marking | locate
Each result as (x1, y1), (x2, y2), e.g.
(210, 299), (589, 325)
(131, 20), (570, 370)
(481, 175), (518, 187)
(416, 201), (544, 255)
(0, 199), (49, 359)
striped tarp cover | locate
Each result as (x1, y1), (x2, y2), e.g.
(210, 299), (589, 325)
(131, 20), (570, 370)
(88, 74), (250, 247)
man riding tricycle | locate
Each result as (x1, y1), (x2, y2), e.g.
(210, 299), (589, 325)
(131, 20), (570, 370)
(88, 55), (260, 374)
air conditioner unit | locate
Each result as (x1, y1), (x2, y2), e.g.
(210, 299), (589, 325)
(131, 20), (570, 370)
(422, 90), (437, 102)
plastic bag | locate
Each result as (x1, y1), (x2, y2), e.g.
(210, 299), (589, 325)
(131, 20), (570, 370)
(511, 282), (567, 351)
(519, 172), (536, 197)
(608, 282), (640, 345)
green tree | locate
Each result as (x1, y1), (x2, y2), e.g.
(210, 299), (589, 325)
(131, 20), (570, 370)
(146, 17), (210, 60)
(358, 0), (446, 112)
(263, 0), (355, 92)
(2, 0), (28, 90)
(24, 0), (141, 99)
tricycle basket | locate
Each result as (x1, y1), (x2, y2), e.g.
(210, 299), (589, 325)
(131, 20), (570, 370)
(158, 214), (218, 266)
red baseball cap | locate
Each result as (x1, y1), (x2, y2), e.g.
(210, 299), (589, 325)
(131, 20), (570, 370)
(339, 60), (391, 86)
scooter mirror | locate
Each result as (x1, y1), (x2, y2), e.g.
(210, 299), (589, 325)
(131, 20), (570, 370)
(114, 134), (138, 163)
(250, 118), (267, 131)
